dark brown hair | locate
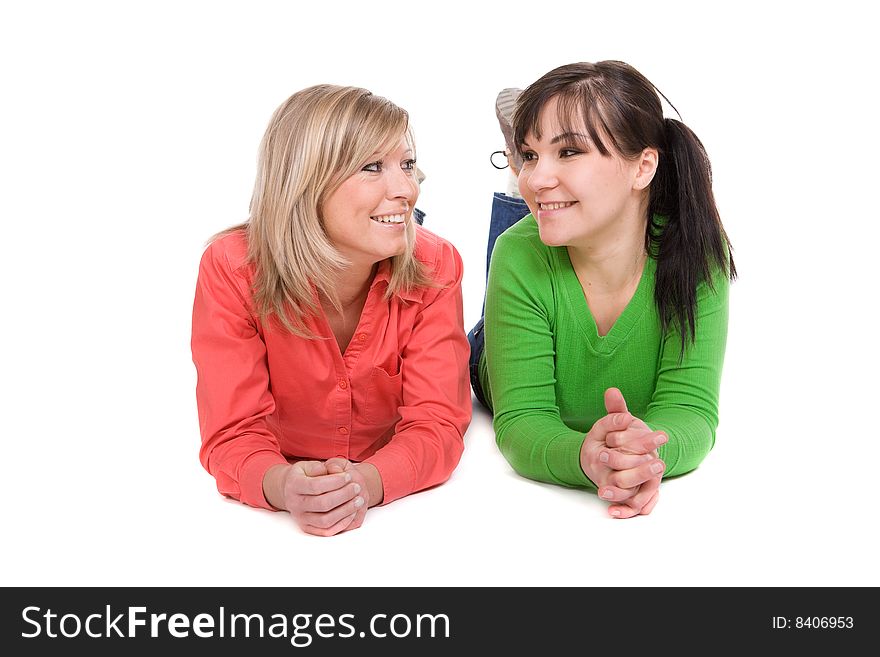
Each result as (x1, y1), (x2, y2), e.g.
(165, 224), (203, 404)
(514, 61), (736, 350)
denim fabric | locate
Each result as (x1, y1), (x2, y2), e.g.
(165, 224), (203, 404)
(485, 192), (529, 280)
(481, 193), (530, 316)
(469, 193), (530, 408)
(467, 317), (488, 409)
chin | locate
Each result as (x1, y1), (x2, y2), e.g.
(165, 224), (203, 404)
(537, 225), (568, 248)
(378, 244), (407, 262)
(382, 249), (405, 261)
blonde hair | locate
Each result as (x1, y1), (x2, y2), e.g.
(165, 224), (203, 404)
(219, 85), (431, 336)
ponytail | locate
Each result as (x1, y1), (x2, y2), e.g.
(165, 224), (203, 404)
(648, 118), (736, 353)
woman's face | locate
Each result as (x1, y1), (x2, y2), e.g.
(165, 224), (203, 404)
(321, 137), (419, 270)
(517, 96), (645, 249)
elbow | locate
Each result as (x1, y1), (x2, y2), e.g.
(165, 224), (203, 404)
(213, 471), (243, 502)
(414, 424), (466, 490)
(494, 426), (537, 481)
(437, 430), (465, 479)
(661, 422), (716, 478)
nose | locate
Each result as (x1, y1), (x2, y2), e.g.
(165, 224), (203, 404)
(522, 157), (558, 193)
(386, 165), (417, 203)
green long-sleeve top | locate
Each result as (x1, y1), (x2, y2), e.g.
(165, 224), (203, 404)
(478, 215), (729, 489)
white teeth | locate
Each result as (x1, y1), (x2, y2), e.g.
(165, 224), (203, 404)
(539, 202), (575, 211)
(370, 213), (405, 224)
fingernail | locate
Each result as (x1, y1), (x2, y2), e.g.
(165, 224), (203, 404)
(650, 461), (664, 474)
(599, 452), (609, 464)
(354, 496), (364, 508)
(610, 508), (621, 517)
(617, 414), (628, 426)
(343, 473), (352, 482)
(353, 483), (361, 494)
(654, 434), (668, 447)
(600, 489), (614, 500)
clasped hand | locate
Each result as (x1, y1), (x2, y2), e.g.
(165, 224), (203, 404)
(580, 388), (667, 519)
(272, 458), (371, 536)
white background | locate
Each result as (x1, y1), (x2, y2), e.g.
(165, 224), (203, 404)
(2, 0), (878, 587)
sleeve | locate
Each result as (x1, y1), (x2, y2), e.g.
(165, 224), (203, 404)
(191, 242), (289, 510)
(484, 233), (595, 489)
(363, 241), (472, 504)
(645, 274), (729, 477)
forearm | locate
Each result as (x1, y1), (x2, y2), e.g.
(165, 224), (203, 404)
(645, 275), (728, 478)
(645, 408), (715, 477)
(494, 411), (595, 489)
(193, 240), (289, 510)
(203, 437), (289, 510)
(364, 424), (464, 504)
(369, 238), (470, 504)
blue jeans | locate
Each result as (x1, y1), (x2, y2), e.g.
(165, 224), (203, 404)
(468, 193), (530, 408)
(483, 193), (530, 283)
(467, 317), (488, 408)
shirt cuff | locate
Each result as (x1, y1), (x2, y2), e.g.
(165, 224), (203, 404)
(547, 431), (597, 490)
(644, 420), (680, 477)
(238, 451), (291, 511)
(363, 451), (416, 506)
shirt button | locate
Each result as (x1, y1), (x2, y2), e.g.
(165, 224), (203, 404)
(338, 427), (349, 435)
(338, 379), (348, 390)
(356, 333), (367, 342)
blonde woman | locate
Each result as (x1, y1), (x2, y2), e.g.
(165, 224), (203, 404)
(191, 85), (471, 536)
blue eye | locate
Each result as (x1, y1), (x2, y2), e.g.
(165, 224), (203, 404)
(362, 161), (382, 172)
(402, 159), (416, 171)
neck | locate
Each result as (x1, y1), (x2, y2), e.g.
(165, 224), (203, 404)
(323, 262), (377, 312)
(567, 215), (647, 296)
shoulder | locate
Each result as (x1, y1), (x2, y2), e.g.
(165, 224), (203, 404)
(494, 214), (548, 259)
(486, 216), (563, 310)
(413, 224), (463, 282)
(696, 269), (730, 310)
(197, 229), (256, 303)
(491, 215), (557, 275)
(501, 213), (540, 240)
(199, 229), (251, 276)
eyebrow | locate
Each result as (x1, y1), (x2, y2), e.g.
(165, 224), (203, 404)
(550, 132), (591, 145)
(520, 132), (591, 149)
(367, 148), (414, 160)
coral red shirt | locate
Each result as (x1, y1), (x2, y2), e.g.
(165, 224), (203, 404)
(191, 226), (471, 510)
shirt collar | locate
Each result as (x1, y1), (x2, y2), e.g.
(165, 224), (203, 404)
(371, 259), (425, 303)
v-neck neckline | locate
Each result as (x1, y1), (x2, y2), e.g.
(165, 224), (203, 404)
(556, 247), (654, 354)
(315, 278), (379, 363)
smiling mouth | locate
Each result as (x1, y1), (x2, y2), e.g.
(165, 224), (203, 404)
(370, 213), (406, 224)
(538, 201), (576, 210)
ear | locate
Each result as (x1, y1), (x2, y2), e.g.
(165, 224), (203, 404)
(633, 148), (658, 191)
